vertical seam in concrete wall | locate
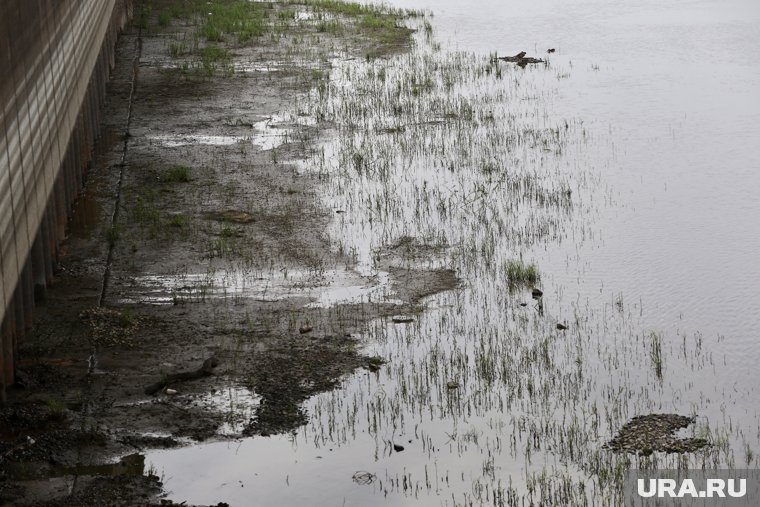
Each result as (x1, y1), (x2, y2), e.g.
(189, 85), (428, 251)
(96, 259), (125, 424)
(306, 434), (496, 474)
(2, 3), (24, 313)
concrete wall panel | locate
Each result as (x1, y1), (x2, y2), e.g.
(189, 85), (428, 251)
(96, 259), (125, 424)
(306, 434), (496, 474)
(0, 0), (131, 394)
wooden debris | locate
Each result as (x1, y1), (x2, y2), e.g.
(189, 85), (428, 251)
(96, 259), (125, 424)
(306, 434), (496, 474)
(144, 357), (219, 395)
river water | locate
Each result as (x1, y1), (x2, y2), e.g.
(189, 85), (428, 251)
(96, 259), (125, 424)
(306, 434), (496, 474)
(146, 1), (760, 505)
(394, 0), (760, 373)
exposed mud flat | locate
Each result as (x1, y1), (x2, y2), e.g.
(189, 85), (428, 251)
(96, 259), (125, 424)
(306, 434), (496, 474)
(0, 1), (446, 505)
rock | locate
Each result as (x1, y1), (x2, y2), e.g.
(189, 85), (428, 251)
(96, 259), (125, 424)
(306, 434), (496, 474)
(392, 315), (415, 324)
(299, 325), (313, 334)
(446, 381), (459, 389)
(519, 302), (528, 307)
(393, 443), (405, 452)
(165, 388), (178, 395)
(531, 288), (543, 299)
(556, 323), (568, 330)
(14, 370), (31, 388)
(547, 48), (556, 53)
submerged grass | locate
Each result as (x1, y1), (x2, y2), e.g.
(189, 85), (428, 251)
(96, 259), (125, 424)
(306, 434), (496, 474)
(273, 14), (737, 506)
(650, 331), (664, 381)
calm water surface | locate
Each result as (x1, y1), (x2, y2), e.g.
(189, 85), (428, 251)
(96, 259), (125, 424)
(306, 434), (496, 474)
(396, 0), (760, 365)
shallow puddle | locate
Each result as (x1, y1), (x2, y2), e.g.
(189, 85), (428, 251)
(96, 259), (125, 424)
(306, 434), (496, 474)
(150, 134), (242, 147)
(145, 112), (315, 151)
(119, 268), (399, 308)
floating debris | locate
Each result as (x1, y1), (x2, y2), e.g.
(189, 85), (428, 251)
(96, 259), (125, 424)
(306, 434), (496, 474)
(547, 48), (556, 53)
(392, 315), (415, 324)
(495, 51), (545, 65)
(496, 51), (526, 62)
(299, 325), (313, 334)
(352, 471), (377, 485)
(144, 357), (219, 396)
(392, 443), (405, 452)
(531, 288), (544, 299)
(556, 323), (568, 330)
(516, 57), (544, 66)
(605, 414), (709, 456)
(365, 356), (385, 373)
(446, 381), (459, 390)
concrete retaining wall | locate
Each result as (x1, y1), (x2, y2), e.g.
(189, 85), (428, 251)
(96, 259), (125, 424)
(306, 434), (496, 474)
(0, 0), (133, 399)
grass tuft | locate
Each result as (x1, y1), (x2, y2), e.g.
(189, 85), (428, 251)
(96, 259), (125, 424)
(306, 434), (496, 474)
(505, 259), (539, 286)
(162, 165), (192, 183)
(650, 332), (664, 381)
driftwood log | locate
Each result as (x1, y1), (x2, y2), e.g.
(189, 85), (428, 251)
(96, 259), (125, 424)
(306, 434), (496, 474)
(144, 357), (219, 395)
(498, 51), (526, 62)
(495, 51), (545, 65)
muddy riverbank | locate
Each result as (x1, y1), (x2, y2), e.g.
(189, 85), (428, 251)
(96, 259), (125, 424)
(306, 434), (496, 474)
(0, 2), (458, 505)
(3, 0), (752, 505)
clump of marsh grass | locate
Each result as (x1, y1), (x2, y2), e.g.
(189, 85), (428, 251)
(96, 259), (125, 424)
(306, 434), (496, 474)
(505, 259), (539, 286)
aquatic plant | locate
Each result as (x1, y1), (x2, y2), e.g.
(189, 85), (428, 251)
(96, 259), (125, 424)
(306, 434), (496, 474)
(505, 259), (539, 286)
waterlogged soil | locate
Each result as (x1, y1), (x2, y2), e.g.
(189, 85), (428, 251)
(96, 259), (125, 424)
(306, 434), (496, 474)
(0, 4), (451, 505)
